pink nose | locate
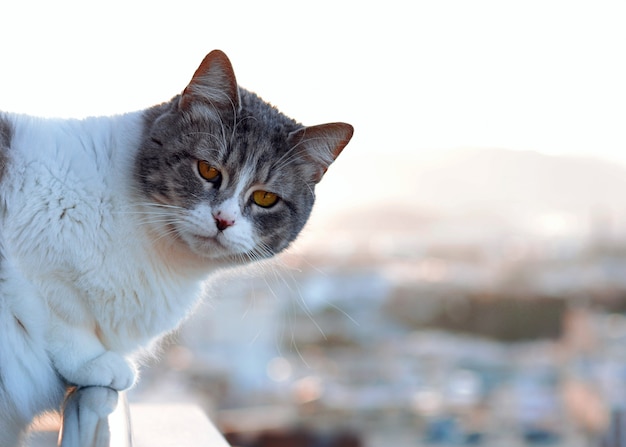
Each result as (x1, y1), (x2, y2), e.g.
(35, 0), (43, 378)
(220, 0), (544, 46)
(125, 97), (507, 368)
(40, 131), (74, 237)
(214, 213), (234, 231)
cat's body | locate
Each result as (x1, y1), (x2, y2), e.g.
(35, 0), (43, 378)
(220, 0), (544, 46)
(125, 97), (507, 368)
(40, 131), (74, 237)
(0, 50), (352, 445)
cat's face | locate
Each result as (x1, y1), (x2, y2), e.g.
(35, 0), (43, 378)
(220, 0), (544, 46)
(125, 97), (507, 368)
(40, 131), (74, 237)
(135, 50), (353, 265)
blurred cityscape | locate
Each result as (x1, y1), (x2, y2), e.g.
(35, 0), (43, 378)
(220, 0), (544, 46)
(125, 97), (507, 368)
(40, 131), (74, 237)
(131, 149), (626, 447)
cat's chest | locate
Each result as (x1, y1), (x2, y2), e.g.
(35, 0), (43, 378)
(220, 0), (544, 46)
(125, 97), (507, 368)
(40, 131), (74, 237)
(36, 260), (199, 353)
(70, 263), (199, 351)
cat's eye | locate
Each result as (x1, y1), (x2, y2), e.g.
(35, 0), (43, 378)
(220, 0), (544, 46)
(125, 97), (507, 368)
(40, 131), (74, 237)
(197, 160), (221, 183)
(252, 190), (279, 208)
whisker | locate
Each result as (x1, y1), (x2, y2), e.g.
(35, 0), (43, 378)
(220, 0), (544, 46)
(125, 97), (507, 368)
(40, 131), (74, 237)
(230, 115), (258, 148)
(273, 137), (310, 168)
(273, 149), (309, 173)
(290, 332), (310, 368)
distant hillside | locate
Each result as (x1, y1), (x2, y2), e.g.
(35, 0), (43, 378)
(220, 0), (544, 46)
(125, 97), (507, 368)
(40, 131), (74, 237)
(408, 149), (626, 214)
(314, 148), (626, 220)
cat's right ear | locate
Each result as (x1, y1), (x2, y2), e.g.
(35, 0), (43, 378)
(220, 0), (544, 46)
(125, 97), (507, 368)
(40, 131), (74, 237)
(180, 50), (241, 113)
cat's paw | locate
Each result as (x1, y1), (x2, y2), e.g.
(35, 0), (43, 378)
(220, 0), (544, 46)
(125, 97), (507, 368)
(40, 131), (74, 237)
(66, 352), (136, 391)
(60, 387), (119, 447)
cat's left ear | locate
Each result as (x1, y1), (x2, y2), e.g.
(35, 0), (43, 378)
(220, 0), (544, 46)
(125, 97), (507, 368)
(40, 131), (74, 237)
(288, 123), (354, 183)
(180, 50), (241, 113)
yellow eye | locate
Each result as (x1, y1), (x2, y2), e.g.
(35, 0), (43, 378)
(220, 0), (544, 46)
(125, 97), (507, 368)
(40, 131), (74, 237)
(197, 160), (221, 182)
(253, 190), (279, 208)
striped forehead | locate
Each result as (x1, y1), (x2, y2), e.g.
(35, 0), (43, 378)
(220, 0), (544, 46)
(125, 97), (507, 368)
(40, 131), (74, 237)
(221, 133), (282, 178)
(231, 163), (257, 195)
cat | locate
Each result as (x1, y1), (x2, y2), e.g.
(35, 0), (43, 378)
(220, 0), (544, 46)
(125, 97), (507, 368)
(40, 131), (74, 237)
(0, 49), (353, 446)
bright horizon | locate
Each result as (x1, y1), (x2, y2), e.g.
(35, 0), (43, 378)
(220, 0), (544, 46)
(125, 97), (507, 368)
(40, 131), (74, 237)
(1, 1), (625, 165)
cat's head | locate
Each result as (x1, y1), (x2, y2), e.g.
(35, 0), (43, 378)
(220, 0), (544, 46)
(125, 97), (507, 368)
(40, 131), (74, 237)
(135, 50), (353, 266)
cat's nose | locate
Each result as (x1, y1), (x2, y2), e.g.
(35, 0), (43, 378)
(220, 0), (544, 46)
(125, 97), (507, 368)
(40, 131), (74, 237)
(213, 212), (235, 231)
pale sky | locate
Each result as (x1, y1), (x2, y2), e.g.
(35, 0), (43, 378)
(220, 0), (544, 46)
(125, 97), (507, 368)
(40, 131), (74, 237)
(1, 0), (625, 164)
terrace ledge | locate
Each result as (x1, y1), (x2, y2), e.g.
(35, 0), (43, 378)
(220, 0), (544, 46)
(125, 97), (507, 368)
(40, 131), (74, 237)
(27, 386), (230, 447)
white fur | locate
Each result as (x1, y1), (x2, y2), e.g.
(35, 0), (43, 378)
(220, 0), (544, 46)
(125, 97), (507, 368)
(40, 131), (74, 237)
(0, 112), (225, 443)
